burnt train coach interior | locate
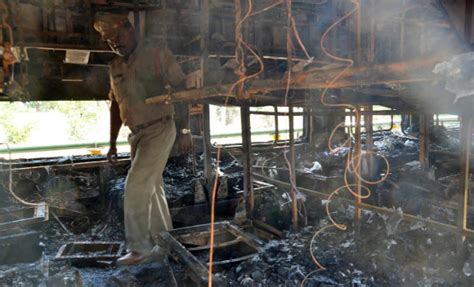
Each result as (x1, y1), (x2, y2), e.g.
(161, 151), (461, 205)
(0, 0), (474, 286)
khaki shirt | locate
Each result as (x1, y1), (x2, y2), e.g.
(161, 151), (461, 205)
(109, 43), (185, 128)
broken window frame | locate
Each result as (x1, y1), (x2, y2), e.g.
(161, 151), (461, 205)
(209, 105), (308, 146)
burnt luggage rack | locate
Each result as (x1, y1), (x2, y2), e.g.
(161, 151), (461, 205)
(55, 241), (125, 267)
(0, 202), (49, 230)
(158, 221), (264, 286)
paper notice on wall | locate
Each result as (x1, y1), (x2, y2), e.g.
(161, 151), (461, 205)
(64, 50), (90, 65)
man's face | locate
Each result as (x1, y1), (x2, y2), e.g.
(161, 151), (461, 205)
(106, 26), (137, 57)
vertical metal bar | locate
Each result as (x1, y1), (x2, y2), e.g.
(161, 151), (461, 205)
(200, 0), (209, 88)
(241, 106), (254, 217)
(457, 116), (473, 244)
(304, 106), (312, 143)
(354, 107), (362, 221)
(235, 0), (246, 99)
(203, 105), (213, 187)
(349, 111), (354, 135)
(365, 106), (374, 180)
(419, 114), (430, 171)
(274, 106), (279, 143)
(200, 0), (212, 187)
(289, 106), (298, 229)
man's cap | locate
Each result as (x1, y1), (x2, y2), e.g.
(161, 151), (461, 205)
(93, 13), (130, 41)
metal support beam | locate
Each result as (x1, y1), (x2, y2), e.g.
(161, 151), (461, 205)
(146, 57), (441, 105)
(202, 104), (213, 189)
(234, 0), (246, 99)
(200, 0), (210, 77)
(200, 0), (213, 189)
(241, 106), (254, 218)
(354, 107), (363, 222)
(419, 114), (430, 171)
(365, 105), (374, 182)
(457, 115), (473, 248)
(274, 106), (279, 143)
(289, 106), (298, 229)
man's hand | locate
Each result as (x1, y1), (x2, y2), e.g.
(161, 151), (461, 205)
(177, 133), (193, 155)
(107, 145), (118, 164)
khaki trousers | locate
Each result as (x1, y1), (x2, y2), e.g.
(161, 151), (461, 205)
(125, 119), (176, 255)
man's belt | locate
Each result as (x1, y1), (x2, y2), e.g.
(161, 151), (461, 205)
(130, 115), (173, 134)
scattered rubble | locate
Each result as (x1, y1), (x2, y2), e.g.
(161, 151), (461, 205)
(0, 128), (472, 286)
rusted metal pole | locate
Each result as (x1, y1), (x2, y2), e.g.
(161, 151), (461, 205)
(365, 105), (374, 181)
(241, 106), (254, 217)
(200, 0), (209, 85)
(235, 0), (246, 99)
(202, 105), (213, 185)
(354, 107), (363, 221)
(274, 106), (279, 143)
(289, 106), (298, 229)
(457, 115), (473, 246)
(419, 114), (430, 171)
(200, 0), (213, 188)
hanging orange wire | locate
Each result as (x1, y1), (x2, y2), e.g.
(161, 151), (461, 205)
(302, 1), (360, 284)
(303, 1), (393, 284)
(208, 146), (222, 287)
(225, 0), (266, 105)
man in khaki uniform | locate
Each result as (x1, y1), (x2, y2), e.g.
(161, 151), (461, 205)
(94, 13), (191, 265)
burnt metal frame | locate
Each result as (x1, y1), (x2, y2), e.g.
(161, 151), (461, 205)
(158, 221), (264, 286)
(187, 0), (472, 235)
(55, 241), (125, 263)
(0, 203), (49, 230)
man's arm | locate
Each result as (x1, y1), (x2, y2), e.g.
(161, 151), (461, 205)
(108, 99), (122, 163)
(174, 102), (193, 155)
